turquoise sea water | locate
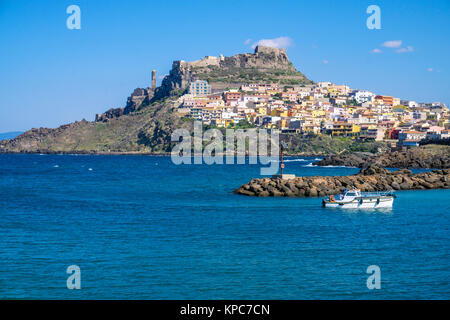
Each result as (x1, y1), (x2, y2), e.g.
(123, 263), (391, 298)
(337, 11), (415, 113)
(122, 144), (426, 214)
(0, 154), (449, 299)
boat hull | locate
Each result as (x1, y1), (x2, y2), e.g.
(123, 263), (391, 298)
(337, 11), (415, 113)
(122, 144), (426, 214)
(323, 196), (394, 209)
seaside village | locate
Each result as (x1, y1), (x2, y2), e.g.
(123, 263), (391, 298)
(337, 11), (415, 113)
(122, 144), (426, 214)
(175, 80), (450, 148)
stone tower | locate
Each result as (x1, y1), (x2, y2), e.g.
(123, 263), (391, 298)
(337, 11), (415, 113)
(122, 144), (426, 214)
(151, 70), (156, 89)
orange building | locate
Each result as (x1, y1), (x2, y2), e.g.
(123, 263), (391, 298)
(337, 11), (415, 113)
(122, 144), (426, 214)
(224, 92), (242, 102)
(375, 95), (394, 106)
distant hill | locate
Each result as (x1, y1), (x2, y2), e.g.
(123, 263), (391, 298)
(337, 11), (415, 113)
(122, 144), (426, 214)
(0, 131), (23, 141)
(0, 46), (313, 154)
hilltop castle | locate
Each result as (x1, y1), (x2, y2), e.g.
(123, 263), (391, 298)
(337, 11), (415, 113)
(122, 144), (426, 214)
(95, 46), (311, 122)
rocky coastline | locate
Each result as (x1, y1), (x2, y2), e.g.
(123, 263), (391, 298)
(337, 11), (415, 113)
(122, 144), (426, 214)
(234, 166), (450, 197)
(313, 145), (450, 169)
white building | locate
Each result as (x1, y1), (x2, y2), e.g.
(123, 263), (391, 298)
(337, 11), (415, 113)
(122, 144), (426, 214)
(401, 100), (419, 108)
(318, 81), (332, 88)
(242, 95), (260, 104)
(353, 90), (375, 104)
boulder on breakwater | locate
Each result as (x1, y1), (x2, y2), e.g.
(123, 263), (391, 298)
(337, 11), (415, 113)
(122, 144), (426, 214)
(233, 165), (450, 197)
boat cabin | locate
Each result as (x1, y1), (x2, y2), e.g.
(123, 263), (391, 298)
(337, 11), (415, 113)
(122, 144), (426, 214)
(343, 189), (361, 199)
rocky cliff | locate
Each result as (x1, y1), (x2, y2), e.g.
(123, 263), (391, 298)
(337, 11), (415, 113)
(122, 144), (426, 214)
(95, 46), (308, 122)
(153, 45), (313, 100)
(234, 166), (450, 197)
(95, 87), (155, 122)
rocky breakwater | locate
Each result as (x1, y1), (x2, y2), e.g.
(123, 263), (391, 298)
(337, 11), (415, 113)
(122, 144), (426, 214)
(234, 166), (450, 197)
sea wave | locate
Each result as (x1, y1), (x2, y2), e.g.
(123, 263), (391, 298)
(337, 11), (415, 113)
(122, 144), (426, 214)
(321, 165), (358, 168)
(285, 159), (309, 162)
(303, 163), (316, 167)
(269, 158), (309, 163)
(303, 163), (358, 168)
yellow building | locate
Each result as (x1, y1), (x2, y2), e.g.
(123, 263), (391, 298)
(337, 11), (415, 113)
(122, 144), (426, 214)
(352, 124), (361, 134)
(267, 89), (282, 95)
(277, 119), (290, 129)
(224, 119), (234, 127)
(329, 122), (353, 136)
(312, 110), (326, 117)
(277, 109), (288, 117)
(256, 106), (267, 116)
(246, 114), (257, 123)
(270, 108), (288, 117)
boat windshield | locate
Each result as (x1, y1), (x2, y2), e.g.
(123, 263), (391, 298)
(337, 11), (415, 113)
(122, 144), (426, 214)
(346, 192), (357, 196)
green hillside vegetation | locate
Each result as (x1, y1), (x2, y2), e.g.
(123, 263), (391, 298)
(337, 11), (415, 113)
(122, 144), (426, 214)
(193, 66), (311, 85)
(1, 98), (191, 154)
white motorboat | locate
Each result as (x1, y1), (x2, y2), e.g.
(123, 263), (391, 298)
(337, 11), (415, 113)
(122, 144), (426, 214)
(322, 188), (395, 209)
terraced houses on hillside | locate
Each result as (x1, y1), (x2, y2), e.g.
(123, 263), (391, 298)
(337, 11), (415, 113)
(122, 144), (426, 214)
(176, 80), (450, 146)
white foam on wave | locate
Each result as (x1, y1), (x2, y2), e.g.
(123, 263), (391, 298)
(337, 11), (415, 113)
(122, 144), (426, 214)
(285, 159), (309, 162)
(53, 165), (59, 168)
(269, 158), (309, 163)
(321, 165), (358, 168)
(302, 163), (358, 168)
(307, 164), (358, 168)
(303, 163), (316, 167)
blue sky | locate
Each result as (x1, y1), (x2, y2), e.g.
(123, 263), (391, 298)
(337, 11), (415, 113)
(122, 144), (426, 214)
(0, 0), (449, 132)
